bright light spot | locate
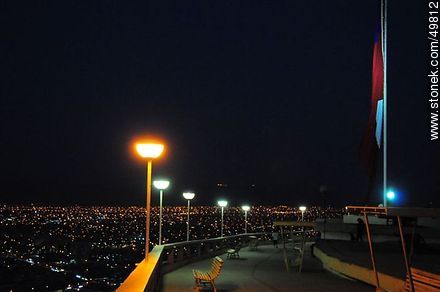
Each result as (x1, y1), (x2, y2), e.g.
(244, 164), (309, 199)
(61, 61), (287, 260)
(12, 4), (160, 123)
(299, 206), (307, 212)
(218, 200), (228, 207)
(241, 205), (250, 212)
(153, 180), (170, 190)
(386, 191), (396, 200)
(135, 143), (164, 159)
(183, 192), (195, 200)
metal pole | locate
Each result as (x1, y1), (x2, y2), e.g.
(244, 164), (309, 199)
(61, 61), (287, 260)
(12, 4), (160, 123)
(409, 221), (416, 266)
(322, 190), (327, 239)
(301, 211), (304, 222)
(145, 160), (152, 261)
(244, 210), (248, 234)
(221, 206), (224, 237)
(186, 199), (190, 241)
(159, 189), (163, 245)
(281, 227), (289, 272)
(382, 0), (388, 207)
(364, 213), (380, 289)
(299, 225), (306, 273)
(398, 216), (414, 292)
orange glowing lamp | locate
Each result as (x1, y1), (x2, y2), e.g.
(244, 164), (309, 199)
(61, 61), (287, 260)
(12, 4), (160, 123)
(135, 143), (164, 159)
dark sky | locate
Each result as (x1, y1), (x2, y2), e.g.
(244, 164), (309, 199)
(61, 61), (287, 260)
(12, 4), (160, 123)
(0, 1), (438, 207)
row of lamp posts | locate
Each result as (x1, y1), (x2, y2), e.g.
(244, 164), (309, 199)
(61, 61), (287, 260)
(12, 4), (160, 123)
(134, 140), (252, 261)
(154, 189), (251, 245)
(134, 140), (307, 260)
(151, 180), (197, 245)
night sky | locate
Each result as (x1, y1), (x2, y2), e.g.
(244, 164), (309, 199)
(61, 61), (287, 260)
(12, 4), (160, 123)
(0, 1), (438, 207)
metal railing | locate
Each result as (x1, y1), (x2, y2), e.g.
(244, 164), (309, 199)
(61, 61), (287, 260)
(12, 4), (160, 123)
(117, 233), (269, 292)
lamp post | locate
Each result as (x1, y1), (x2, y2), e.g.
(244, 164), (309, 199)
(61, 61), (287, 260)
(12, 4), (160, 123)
(135, 142), (164, 261)
(183, 192), (195, 241)
(217, 200), (228, 237)
(241, 205), (250, 234)
(153, 180), (170, 245)
(299, 206), (307, 222)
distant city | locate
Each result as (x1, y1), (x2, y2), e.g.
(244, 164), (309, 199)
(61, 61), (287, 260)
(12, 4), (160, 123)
(0, 205), (343, 291)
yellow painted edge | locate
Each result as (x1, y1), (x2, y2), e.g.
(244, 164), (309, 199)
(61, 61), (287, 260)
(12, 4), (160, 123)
(117, 246), (164, 292)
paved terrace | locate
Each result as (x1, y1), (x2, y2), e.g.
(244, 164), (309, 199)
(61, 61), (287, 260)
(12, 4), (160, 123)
(162, 244), (374, 292)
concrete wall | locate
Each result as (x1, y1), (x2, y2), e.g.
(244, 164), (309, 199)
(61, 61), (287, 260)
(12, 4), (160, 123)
(343, 214), (389, 225)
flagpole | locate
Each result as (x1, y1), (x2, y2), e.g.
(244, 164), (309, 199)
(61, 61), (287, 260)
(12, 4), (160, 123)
(382, 0), (388, 207)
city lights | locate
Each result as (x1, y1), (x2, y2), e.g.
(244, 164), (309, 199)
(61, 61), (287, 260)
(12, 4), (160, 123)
(0, 204), (340, 290)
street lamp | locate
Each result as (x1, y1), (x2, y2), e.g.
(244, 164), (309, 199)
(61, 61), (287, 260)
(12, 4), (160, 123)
(153, 180), (170, 245)
(135, 141), (164, 261)
(241, 205), (250, 234)
(183, 192), (195, 241)
(386, 190), (396, 201)
(386, 189), (398, 207)
(217, 200), (228, 237)
(299, 206), (307, 222)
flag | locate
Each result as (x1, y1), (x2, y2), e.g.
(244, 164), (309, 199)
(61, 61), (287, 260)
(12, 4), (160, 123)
(360, 24), (384, 198)
(371, 26), (384, 148)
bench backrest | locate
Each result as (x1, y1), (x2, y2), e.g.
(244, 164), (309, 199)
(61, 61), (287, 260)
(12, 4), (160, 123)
(209, 257), (224, 279)
(404, 268), (440, 291)
(250, 239), (259, 247)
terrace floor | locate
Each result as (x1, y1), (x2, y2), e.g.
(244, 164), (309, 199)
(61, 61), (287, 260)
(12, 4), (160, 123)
(162, 244), (374, 292)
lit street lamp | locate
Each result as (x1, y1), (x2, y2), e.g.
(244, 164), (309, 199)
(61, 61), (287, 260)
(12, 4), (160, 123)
(183, 192), (195, 241)
(135, 141), (164, 261)
(299, 206), (307, 222)
(386, 190), (395, 201)
(153, 180), (170, 245)
(241, 205), (250, 234)
(217, 200), (228, 237)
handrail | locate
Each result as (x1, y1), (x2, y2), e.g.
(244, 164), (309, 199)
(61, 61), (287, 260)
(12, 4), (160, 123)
(346, 206), (440, 217)
(117, 246), (163, 292)
(117, 233), (268, 292)
(161, 232), (265, 248)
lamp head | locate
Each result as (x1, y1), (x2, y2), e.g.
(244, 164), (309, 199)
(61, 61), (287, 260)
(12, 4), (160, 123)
(241, 205), (250, 212)
(135, 143), (164, 159)
(153, 180), (170, 190)
(217, 200), (228, 207)
(299, 206), (307, 212)
(386, 190), (396, 201)
(183, 192), (195, 200)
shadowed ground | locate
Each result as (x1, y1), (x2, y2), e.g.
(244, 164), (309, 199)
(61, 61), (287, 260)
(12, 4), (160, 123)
(162, 244), (373, 292)
(315, 239), (440, 279)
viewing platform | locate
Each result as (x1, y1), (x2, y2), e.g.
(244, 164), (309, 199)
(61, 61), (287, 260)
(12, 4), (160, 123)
(118, 207), (440, 291)
(118, 233), (373, 291)
(162, 243), (373, 292)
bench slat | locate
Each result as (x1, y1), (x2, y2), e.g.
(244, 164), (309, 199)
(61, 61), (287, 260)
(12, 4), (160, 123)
(409, 269), (440, 286)
(193, 257), (224, 282)
(404, 268), (440, 291)
(405, 281), (440, 292)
